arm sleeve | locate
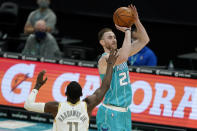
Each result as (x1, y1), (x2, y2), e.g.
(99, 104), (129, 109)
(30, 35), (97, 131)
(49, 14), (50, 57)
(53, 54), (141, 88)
(24, 89), (45, 113)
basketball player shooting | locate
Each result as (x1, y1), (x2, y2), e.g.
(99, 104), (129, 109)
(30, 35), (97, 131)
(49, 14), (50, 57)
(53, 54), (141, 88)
(24, 49), (118, 131)
(96, 4), (150, 131)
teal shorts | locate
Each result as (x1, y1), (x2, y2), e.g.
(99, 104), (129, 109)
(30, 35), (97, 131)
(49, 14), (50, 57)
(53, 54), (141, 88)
(96, 105), (131, 131)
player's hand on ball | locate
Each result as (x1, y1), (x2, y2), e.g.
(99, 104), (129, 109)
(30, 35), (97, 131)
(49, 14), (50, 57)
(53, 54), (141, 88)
(128, 4), (139, 23)
(115, 24), (131, 32)
(113, 6), (135, 27)
(35, 70), (48, 90)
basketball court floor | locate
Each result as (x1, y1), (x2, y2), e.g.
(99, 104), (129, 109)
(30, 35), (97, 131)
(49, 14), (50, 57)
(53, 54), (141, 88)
(0, 118), (96, 131)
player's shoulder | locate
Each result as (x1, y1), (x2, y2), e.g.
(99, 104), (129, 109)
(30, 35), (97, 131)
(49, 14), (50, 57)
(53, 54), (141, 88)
(99, 52), (109, 60)
(81, 101), (87, 107)
(98, 53), (109, 65)
(98, 53), (109, 74)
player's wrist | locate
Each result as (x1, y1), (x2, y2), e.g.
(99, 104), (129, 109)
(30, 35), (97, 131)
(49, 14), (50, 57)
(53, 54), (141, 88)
(125, 28), (131, 32)
(34, 83), (42, 90)
(32, 89), (39, 93)
(107, 62), (113, 65)
(134, 19), (140, 24)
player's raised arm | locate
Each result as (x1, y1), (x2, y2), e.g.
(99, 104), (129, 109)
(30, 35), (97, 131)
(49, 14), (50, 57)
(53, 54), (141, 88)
(128, 5), (150, 56)
(24, 70), (59, 117)
(115, 25), (132, 65)
(84, 49), (118, 115)
(115, 5), (150, 64)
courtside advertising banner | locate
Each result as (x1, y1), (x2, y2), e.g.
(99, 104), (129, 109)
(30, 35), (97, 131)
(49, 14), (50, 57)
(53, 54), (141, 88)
(0, 58), (197, 129)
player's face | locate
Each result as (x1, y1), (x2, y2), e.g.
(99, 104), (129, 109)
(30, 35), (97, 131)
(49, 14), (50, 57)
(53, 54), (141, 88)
(102, 31), (117, 50)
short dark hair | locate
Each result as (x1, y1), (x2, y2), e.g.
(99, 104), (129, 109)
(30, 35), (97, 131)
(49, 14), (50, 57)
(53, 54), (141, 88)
(98, 28), (112, 41)
(65, 81), (82, 100)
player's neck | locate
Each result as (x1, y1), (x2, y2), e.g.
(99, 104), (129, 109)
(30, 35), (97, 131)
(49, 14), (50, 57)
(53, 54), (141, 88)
(67, 98), (80, 104)
(104, 48), (110, 54)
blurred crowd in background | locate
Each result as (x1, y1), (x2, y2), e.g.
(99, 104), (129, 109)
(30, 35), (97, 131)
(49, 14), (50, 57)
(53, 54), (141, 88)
(0, 0), (197, 70)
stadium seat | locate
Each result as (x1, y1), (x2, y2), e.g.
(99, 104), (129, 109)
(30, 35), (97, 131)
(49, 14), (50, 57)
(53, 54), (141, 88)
(0, 2), (19, 36)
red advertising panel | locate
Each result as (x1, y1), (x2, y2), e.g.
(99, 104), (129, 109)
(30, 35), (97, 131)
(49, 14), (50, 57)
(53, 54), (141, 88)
(0, 58), (197, 129)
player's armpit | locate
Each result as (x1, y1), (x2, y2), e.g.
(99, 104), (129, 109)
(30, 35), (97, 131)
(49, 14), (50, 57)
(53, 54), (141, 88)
(84, 91), (103, 116)
(128, 39), (146, 57)
(115, 48), (129, 65)
(83, 95), (96, 115)
(44, 101), (59, 117)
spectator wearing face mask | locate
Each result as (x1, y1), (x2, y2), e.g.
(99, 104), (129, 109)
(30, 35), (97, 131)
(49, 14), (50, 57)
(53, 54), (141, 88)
(24, 0), (56, 34)
(22, 20), (61, 58)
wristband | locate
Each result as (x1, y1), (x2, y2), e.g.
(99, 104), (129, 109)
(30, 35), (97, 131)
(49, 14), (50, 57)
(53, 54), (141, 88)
(125, 28), (131, 32)
(24, 89), (45, 113)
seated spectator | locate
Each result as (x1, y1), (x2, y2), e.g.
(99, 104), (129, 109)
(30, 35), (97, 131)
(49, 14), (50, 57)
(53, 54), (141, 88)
(24, 0), (56, 34)
(22, 20), (61, 58)
(128, 46), (157, 66)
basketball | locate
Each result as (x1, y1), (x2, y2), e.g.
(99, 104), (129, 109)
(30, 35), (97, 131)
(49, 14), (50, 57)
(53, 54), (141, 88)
(113, 7), (135, 27)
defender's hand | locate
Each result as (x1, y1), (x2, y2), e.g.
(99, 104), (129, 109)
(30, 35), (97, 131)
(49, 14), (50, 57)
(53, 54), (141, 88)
(107, 49), (119, 66)
(34, 70), (48, 90)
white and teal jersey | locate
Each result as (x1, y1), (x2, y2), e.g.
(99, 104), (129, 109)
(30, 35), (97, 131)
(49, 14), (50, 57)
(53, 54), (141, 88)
(100, 53), (132, 107)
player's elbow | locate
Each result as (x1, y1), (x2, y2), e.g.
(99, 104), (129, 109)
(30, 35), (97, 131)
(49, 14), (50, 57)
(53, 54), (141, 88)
(142, 36), (150, 45)
(24, 100), (31, 111)
(24, 101), (29, 110)
(145, 37), (150, 44)
(139, 38), (149, 48)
